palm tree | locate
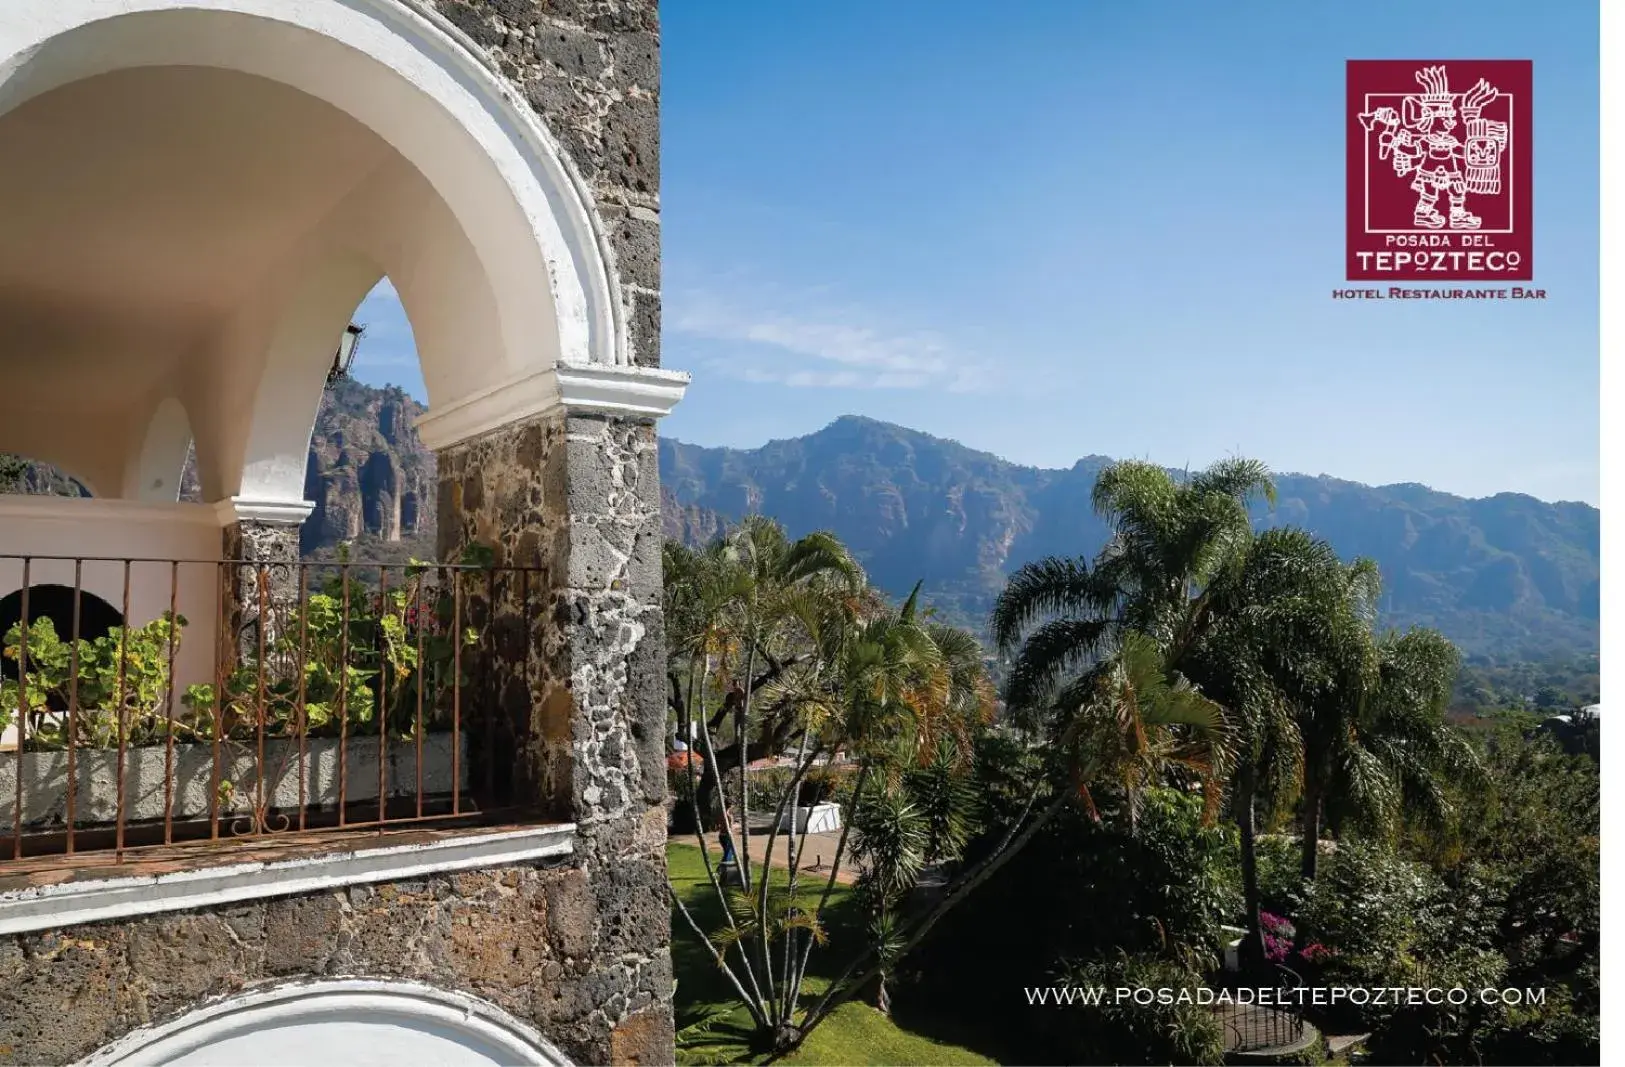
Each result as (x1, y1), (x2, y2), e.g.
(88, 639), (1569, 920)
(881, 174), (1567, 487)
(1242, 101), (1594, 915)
(991, 459), (1393, 965)
(1317, 626), (1478, 870)
(796, 605), (1235, 1040)
(671, 557), (997, 1053)
(661, 523), (867, 1034)
(847, 781), (926, 1017)
(772, 582), (992, 1030)
(992, 458), (1273, 705)
(1046, 631), (1232, 832)
(1187, 527), (1381, 884)
(991, 460), (1269, 802)
(1205, 531), (1473, 882)
(666, 518), (863, 867)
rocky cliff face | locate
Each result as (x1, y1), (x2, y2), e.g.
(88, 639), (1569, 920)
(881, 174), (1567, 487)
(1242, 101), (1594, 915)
(10, 378), (435, 566)
(171, 378), (436, 562)
(300, 378), (436, 556)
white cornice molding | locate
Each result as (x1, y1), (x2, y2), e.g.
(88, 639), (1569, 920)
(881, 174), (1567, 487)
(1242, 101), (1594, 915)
(555, 362), (692, 417)
(83, 978), (572, 1066)
(0, 496), (219, 526)
(213, 497), (316, 528)
(0, 823), (575, 938)
(416, 362), (690, 451)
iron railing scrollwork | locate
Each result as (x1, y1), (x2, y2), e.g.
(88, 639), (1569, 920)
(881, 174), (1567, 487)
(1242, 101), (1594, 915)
(0, 553), (550, 869)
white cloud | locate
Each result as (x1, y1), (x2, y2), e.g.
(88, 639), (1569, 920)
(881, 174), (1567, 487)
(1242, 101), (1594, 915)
(669, 286), (987, 393)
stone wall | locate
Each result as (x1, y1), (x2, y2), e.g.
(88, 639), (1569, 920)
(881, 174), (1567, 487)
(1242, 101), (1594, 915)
(419, 9), (673, 1058)
(430, 0), (662, 369)
(0, 405), (672, 1065)
(435, 408), (671, 1063)
(0, 859), (670, 1065)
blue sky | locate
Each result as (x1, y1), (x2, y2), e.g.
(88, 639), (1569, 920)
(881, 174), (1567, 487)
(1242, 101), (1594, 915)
(350, 0), (1598, 505)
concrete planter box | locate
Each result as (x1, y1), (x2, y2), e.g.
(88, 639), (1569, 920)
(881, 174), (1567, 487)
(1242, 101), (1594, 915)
(1221, 924), (1248, 972)
(777, 801), (841, 835)
(0, 732), (465, 831)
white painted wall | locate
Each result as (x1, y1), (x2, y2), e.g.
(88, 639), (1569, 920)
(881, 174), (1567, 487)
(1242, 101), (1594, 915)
(0, 497), (221, 701)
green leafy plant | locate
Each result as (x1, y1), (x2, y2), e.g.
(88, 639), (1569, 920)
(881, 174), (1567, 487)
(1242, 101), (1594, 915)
(182, 560), (483, 744)
(1, 613), (195, 748)
(0, 547), (491, 752)
(1041, 951), (1227, 1067)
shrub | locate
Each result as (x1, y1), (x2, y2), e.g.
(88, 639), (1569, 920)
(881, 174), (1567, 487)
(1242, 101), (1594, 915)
(1253, 833), (1307, 917)
(801, 762), (854, 806)
(184, 566), (480, 744)
(0, 557), (486, 752)
(1041, 952), (1225, 1066)
(1297, 839), (1448, 975)
(902, 787), (1240, 1062)
(1, 613), (198, 748)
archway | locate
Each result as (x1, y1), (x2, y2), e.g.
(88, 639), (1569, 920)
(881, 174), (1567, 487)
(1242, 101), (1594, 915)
(0, 584), (124, 665)
(0, 0), (681, 513)
(124, 397), (194, 503)
(0, 584), (124, 726)
(83, 979), (573, 1066)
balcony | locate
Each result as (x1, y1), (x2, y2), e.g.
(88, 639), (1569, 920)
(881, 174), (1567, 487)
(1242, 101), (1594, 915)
(0, 551), (567, 908)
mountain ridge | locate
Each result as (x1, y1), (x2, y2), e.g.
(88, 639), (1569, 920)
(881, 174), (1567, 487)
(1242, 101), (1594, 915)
(682, 414), (1594, 508)
(659, 415), (1600, 660)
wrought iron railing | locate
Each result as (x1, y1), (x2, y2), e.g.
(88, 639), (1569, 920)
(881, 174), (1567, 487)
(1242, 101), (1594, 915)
(1215, 963), (1309, 1053)
(0, 554), (548, 867)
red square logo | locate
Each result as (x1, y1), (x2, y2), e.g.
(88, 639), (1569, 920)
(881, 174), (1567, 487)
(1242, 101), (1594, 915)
(1346, 60), (1533, 281)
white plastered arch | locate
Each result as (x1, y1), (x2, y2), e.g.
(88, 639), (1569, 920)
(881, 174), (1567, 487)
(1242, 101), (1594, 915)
(123, 396), (194, 503)
(0, 0), (620, 371)
(82, 978), (574, 1066)
(0, 0), (687, 513)
(200, 151), (507, 505)
(0, 0), (655, 506)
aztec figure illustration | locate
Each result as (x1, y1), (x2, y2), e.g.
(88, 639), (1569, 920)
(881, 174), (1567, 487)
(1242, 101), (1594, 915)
(1358, 64), (1509, 231)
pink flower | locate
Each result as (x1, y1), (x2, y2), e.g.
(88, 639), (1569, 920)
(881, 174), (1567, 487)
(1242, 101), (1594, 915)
(1260, 911), (1295, 935)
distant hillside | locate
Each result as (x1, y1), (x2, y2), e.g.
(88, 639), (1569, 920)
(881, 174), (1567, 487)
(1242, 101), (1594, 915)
(0, 454), (87, 497)
(4, 385), (1600, 661)
(298, 377), (437, 565)
(660, 416), (1600, 660)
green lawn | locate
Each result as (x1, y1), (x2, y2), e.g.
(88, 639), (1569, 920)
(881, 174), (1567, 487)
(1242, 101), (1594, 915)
(667, 842), (996, 1066)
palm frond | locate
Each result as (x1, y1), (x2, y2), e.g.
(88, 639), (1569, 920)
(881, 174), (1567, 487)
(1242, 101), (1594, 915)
(1004, 616), (1111, 711)
(1188, 455), (1277, 510)
(989, 556), (1099, 652)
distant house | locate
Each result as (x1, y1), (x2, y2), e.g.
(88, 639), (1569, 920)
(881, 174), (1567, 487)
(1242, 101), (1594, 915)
(1535, 703), (1600, 757)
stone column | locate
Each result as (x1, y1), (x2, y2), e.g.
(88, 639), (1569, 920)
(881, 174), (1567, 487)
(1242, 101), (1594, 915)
(214, 498), (312, 674)
(432, 366), (685, 1063)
